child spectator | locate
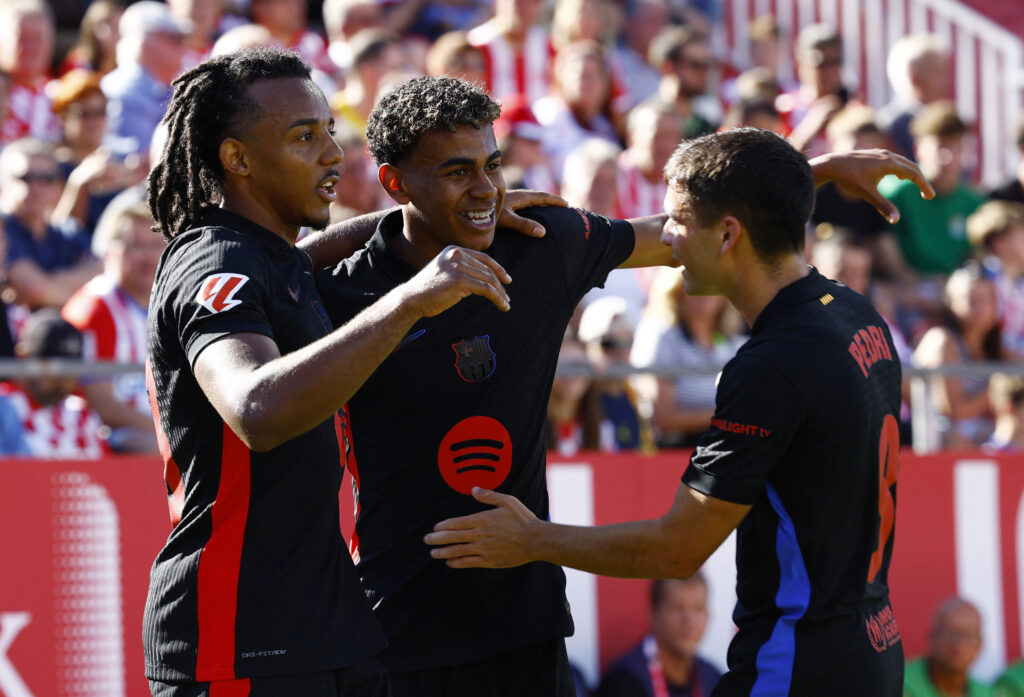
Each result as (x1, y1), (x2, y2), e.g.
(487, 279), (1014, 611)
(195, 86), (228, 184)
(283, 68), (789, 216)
(967, 200), (1024, 358)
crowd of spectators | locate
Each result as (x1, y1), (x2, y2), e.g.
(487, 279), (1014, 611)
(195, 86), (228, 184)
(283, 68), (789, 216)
(0, 0), (1021, 460)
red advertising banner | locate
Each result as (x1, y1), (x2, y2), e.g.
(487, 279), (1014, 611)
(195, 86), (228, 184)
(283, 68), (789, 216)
(0, 452), (1018, 696)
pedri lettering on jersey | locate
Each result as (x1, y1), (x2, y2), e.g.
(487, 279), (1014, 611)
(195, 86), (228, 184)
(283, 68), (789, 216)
(847, 325), (894, 379)
(196, 273), (249, 314)
(710, 418), (771, 437)
(452, 335), (496, 382)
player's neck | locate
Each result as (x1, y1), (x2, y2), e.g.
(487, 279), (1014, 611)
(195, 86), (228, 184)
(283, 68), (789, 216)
(729, 253), (809, 327)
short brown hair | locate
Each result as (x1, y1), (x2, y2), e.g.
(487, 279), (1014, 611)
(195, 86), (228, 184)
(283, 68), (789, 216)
(51, 69), (104, 114)
(966, 200), (1024, 250)
(910, 100), (968, 139)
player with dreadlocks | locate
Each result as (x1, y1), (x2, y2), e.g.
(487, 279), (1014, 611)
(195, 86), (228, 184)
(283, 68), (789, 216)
(143, 47), (546, 697)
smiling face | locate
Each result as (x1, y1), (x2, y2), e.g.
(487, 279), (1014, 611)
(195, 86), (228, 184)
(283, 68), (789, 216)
(227, 77), (342, 240)
(385, 123), (505, 267)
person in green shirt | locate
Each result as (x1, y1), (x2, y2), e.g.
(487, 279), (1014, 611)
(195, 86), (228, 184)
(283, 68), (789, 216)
(904, 597), (993, 697)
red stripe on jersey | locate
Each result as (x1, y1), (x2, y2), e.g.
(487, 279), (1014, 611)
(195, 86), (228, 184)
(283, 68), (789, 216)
(146, 360), (184, 526)
(209, 677), (251, 697)
(195, 424), (252, 681)
(337, 404), (362, 562)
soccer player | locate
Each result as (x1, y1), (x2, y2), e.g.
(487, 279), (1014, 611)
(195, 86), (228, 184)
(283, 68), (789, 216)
(143, 48), (549, 697)
(311, 76), (930, 696)
(426, 127), (932, 697)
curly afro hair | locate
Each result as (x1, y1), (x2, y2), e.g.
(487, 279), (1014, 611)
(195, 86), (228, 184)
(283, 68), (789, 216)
(366, 75), (501, 166)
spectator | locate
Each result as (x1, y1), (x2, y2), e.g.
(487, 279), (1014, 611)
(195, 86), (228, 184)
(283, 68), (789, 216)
(0, 138), (101, 310)
(167, 0), (223, 69)
(210, 22), (279, 56)
(647, 26), (720, 139)
(983, 374), (1024, 454)
(720, 96), (786, 134)
(250, 0), (335, 79)
(616, 102), (684, 219)
(548, 335), (593, 456)
(878, 34), (952, 160)
(577, 296), (645, 452)
(608, 0), (669, 112)
(62, 201), (163, 453)
(534, 40), (619, 181)
(58, 0), (124, 77)
(879, 101), (985, 278)
(327, 124), (381, 223)
(989, 114), (1024, 206)
(913, 264), (1002, 449)
(630, 266), (746, 448)
(0, 309), (106, 458)
(0, 0), (60, 147)
(50, 69), (147, 233)
(330, 28), (409, 137)
(425, 31), (488, 85)
(467, 0), (554, 103)
(778, 23), (852, 157)
(323, 0), (383, 73)
(904, 597), (992, 697)
(596, 575), (722, 697)
(0, 69), (10, 145)
(102, 1), (190, 158)
(967, 200), (1024, 358)
(492, 93), (557, 193)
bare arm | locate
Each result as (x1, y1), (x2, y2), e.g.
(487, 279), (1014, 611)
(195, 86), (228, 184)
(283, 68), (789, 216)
(622, 214), (676, 268)
(7, 257), (103, 309)
(425, 483), (750, 579)
(195, 246), (513, 452)
(298, 190), (567, 270)
(809, 149), (935, 223)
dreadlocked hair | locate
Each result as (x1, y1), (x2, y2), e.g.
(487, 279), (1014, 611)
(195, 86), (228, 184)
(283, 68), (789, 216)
(366, 75), (501, 166)
(147, 47), (311, 240)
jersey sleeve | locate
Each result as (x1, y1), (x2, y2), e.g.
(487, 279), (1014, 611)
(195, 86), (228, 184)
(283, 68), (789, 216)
(682, 352), (806, 505)
(531, 206), (636, 306)
(167, 232), (276, 367)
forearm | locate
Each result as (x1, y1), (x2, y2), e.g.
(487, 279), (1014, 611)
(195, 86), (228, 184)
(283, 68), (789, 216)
(297, 207), (395, 270)
(527, 516), (699, 579)
(622, 214), (675, 268)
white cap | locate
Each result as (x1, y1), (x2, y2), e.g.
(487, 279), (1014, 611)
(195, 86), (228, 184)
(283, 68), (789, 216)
(119, 1), (193, 38)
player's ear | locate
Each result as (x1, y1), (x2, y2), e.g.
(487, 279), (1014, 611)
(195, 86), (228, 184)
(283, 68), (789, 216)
(219, 138), (249, 177)
(379, 164), (410, 204)
(718, 215), (744, 256)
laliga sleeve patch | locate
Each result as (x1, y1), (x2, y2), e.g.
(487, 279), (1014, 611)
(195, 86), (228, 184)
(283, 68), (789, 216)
(437, 416), (513, 494)
(196, 273), (250, 313)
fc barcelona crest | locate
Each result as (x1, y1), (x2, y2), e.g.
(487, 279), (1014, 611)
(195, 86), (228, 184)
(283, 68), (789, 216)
(452, 335), (496, 382)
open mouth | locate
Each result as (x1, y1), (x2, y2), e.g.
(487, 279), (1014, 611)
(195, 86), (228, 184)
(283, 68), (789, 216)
(460, 208), (495, 228)
(317, 175), (339, 202)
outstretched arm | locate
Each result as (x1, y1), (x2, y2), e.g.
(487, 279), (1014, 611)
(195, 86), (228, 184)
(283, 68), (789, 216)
(425, 483), (751, 579)
(298, 190), (568, 270)
(809, 149), (935, 223)
(195, 246), (513, 452)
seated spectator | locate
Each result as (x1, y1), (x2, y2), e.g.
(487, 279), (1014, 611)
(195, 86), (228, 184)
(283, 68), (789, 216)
(607, 0), (666, 113)
(51, 69), (147, 233)
(250, 0), (337, 82)
(967, 200), (1024, 358)
(721, 15), (796, 108)
(631, 267), (746, 448)
(577, 296), (644, 452)
(492, 93), (557, 193)
(323, 0), (385, 76)
(616, 102), (684, 220)
(425, 31), (487, 86)
(990, 113), (1024, 205)
(0, 138), (101, 309)
(0, 309), (106, 458)
(547, 334), (593, 456)
(62, 201), (163, 453)
(59, 0), (124, 77)
(778, 23), (854, 157)
(467, 0), (553, 103)
(983, 374), (1024, 454)
(596, 575), (721, 697)
(102, 1), (190, 159)
(535, 40), (620, 182)
(904, 597), (991, 697)
(647, 26), (720, 140)
(0, 0), (61, 146)
(330, 29), (411, 138)
(913, 264), (1002, 449)
(877, 34), (952, 160)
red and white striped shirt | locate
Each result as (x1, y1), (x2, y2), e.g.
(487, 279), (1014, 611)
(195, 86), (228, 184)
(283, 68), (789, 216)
(467, 21), (554, 103)
(1, 79), (61, 146)
(0, 382), (105, 458)
(615, 149), (666, 220)
(62, 274), (150, 418)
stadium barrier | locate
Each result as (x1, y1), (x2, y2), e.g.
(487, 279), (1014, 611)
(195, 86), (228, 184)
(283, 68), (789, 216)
(2, 451), (1023, 696)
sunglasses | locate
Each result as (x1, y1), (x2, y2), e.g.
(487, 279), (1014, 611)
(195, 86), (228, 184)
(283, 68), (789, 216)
(18, 171), (60, 184)
(66, 107), (107, 119)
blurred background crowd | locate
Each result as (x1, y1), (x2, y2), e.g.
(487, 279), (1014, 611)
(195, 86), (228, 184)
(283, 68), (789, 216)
(0, 0), (1022, 459)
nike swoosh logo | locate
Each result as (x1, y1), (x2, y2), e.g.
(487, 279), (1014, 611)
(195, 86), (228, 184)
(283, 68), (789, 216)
(393, 329), (426, 353)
